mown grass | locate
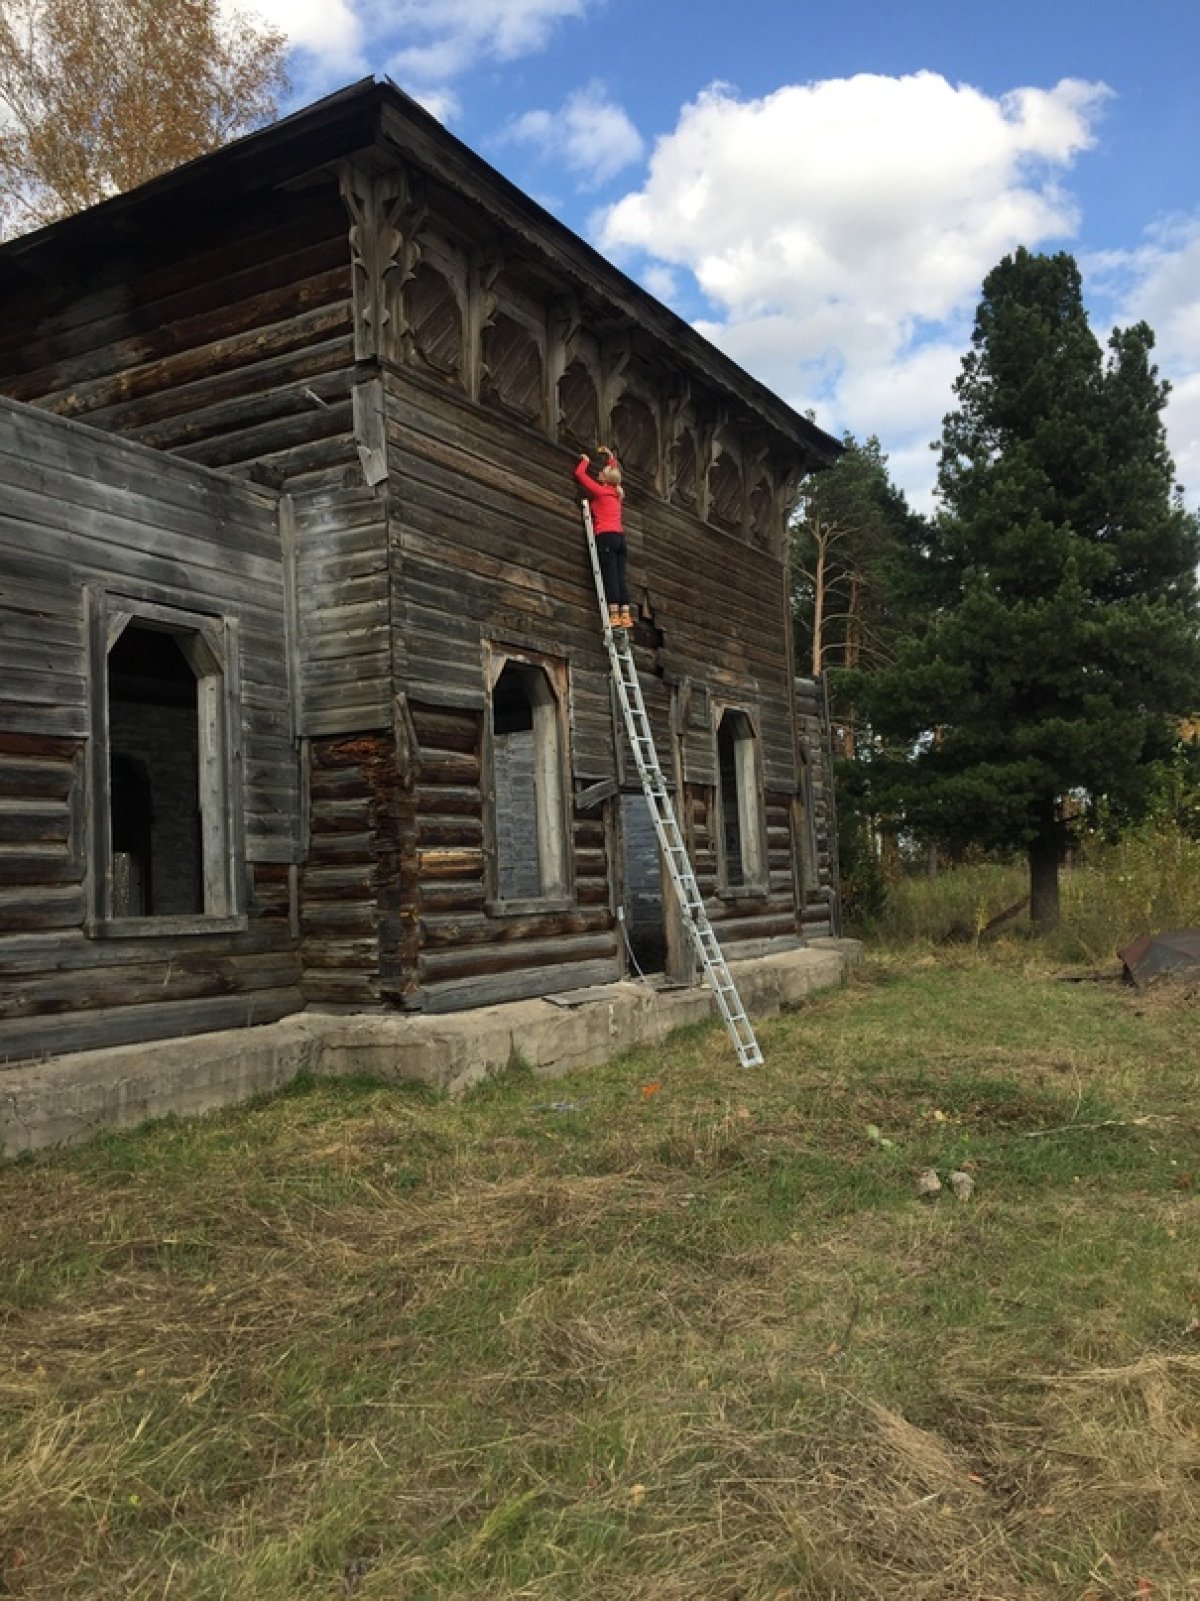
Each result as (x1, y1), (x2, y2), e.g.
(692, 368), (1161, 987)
(2, 954), (1199, 1599)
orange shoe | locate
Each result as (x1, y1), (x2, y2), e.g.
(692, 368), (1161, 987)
(608, 606), (621, 628)
(619, 607), (634, 629)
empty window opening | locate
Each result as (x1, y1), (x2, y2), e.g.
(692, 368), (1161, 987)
(108, 626), (204, 916)
(109, 754), (153, 916)
(620, 791), (667, 974)
(491, 661), (568, 903)
(717, 710), (765, 890)
(95, 612), (238, 928)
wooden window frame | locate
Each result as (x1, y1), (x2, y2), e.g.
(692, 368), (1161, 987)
(85, 589), (246, 939)
(713, 704), (769, 898)
(482, 642), (575, 917)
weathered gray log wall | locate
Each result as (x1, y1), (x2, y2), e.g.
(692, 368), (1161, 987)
(0, 81), (844, 1031)
(0, 186), (355, 491)
(402, 702), (619, 1014)
(0, 398), (302, 1061)
(386, 357), (808, 986)
(0, 180), (383, 736)
(298, 707), (621, 1016)
(300, 732), (405, 1008)
(290, 486), (392, 737)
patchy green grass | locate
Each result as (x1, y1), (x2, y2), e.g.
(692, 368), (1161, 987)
(2, 955), (1199, 1600)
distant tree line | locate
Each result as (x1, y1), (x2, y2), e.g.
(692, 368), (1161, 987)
(794, 248), (1200, 930)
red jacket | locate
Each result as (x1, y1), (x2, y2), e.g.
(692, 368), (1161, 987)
(574, 459), (624, 535)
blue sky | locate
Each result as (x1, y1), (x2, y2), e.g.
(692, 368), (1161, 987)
(242, 0), (1200, 512)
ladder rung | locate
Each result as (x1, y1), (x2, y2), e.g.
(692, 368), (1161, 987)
(583, 499), (761, 1069)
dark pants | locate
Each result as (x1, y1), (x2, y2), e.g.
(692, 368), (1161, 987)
(595, 533), (629, 607)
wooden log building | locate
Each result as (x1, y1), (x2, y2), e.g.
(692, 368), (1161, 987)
(0, 78), (842, 1064)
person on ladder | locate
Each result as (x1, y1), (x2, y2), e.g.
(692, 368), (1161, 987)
(575, 446), (633, 629)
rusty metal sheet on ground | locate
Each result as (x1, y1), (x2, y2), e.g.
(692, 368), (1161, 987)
(1118, 929), (1200, 987)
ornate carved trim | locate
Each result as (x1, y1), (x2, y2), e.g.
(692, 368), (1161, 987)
(466, 248), (506, 401)
(339, 162), (427, 363)
(600, 332), (633, 429)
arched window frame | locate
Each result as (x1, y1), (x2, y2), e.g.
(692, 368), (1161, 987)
(85, 587), (245, 937)
(482, 641), (574, 915)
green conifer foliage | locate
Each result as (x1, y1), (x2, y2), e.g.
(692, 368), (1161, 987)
(858, 248), (1200, 928)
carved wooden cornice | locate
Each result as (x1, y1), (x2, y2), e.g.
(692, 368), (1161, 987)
(339, 162), (427, 363)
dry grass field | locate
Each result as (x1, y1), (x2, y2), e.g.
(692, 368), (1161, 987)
(2, 952), (1199, 1599)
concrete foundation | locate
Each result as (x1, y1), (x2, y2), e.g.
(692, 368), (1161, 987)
(0, 941), (859, 1158)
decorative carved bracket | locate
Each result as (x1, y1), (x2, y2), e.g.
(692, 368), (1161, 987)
(339, 162), (427, 363)
(467, 247), (505, 400)
(600, 331), (633, 424)
(551, 294), (582, 366)
(774, 466), (806, 529)
(695, 409), (723, 521)
(664, 378), (691, 446)
(548, 293), (582, 440)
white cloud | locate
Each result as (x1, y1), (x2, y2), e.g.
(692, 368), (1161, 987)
(409, 86), (462, 125)
(836, 339), (966, 442)
(500, 82), (644, 183)
(598, 72), (1110, 505)
(231, 0), (594, 108)
(1165, 374), (1200, 508)
(383, 0), (590, 83)
(641, 264), (680, 304)
(224, 0), (364, 74)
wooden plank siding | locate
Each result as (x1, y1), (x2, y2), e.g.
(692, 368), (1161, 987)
(408, 703), (620, 1013)
(0, 400), (302, 1061)
(386, 363), (811, 983)
(300, 733), (400, 1007)
(0, 186), (357, 494)
(0, 79), (844, 1045)
(299, 708), (621, 1014)
(290, 485), (392, 736)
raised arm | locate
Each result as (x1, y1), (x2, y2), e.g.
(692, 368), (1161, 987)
(574, 454), (601, 495)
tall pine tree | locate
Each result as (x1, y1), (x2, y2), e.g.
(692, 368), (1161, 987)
(857, 248), (1200, 927)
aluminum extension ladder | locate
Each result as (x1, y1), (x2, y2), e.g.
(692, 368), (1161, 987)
(582, 503), (763, 1068)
